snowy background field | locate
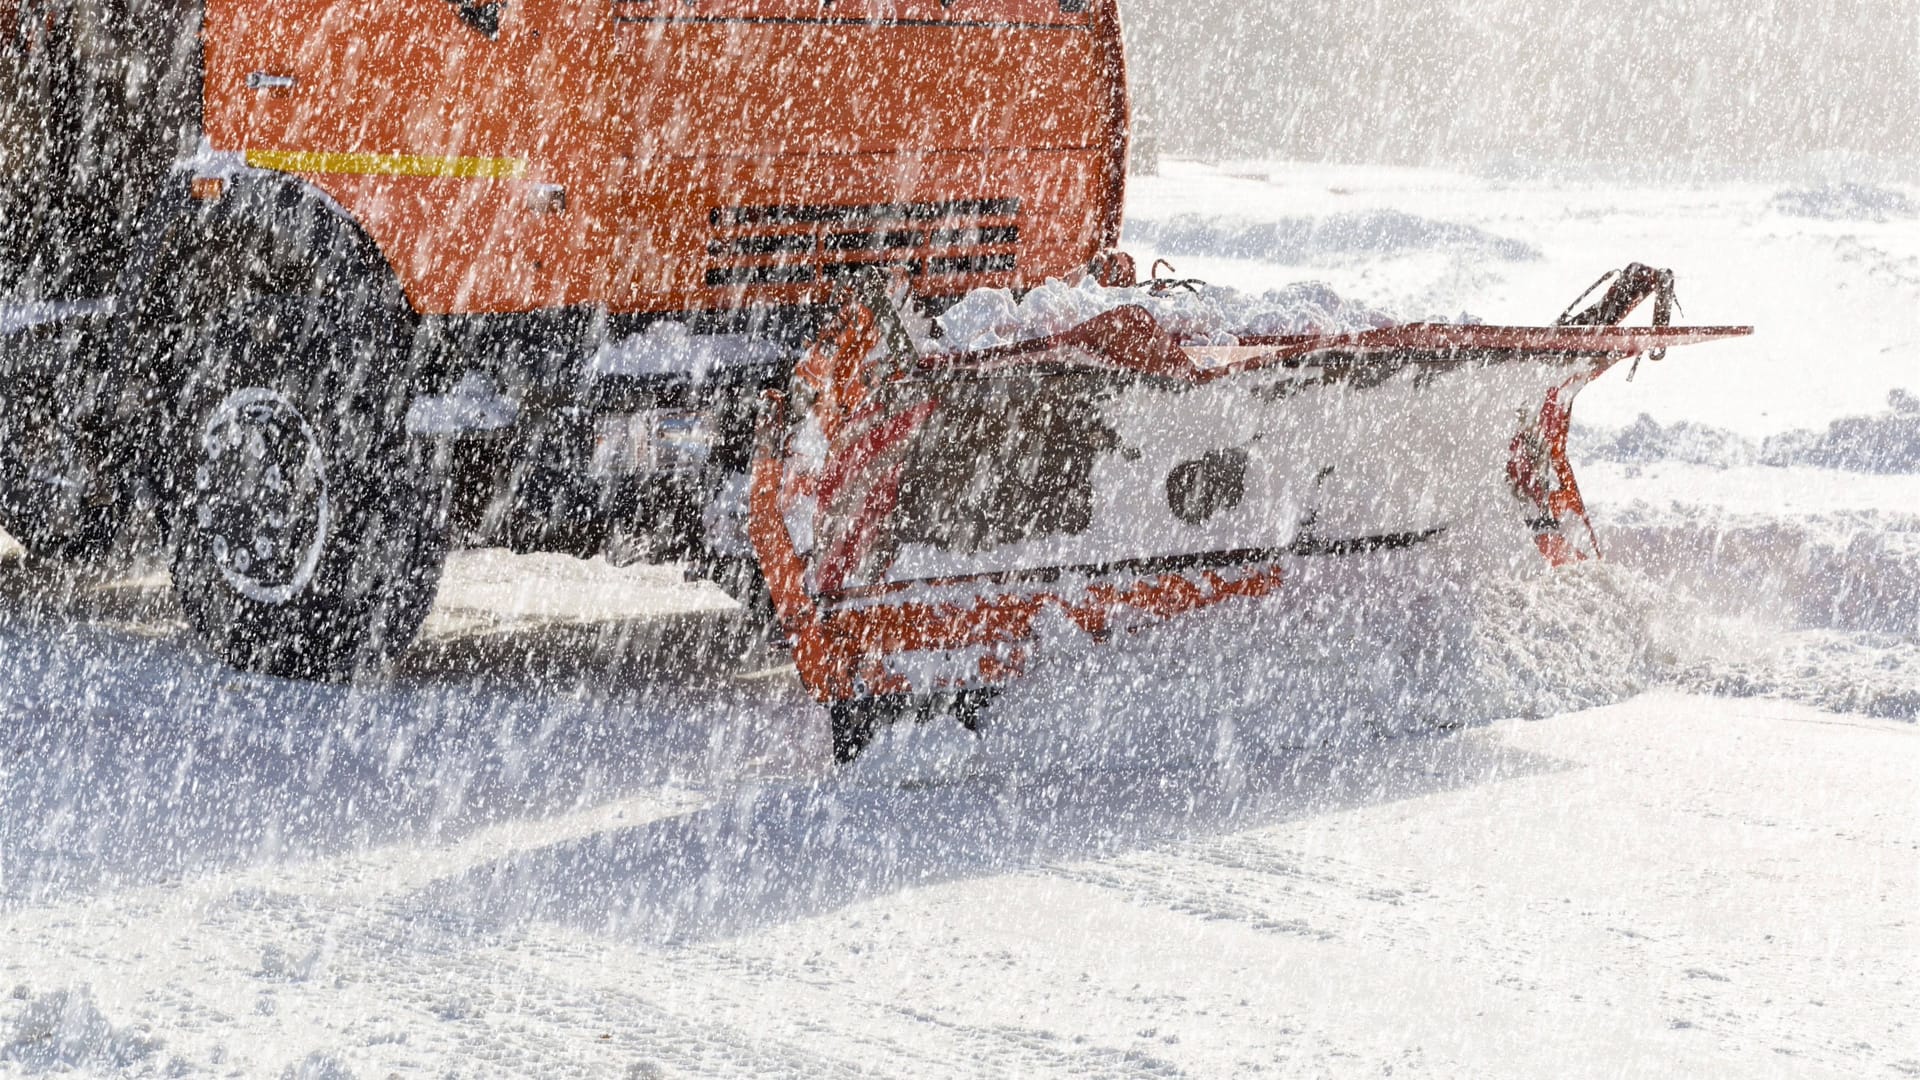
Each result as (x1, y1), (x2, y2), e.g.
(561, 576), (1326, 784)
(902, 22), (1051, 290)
(2, 163), (1916, 1077)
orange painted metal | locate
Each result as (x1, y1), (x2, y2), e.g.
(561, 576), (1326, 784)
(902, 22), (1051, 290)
(1507, 375), (1604, 567)
(751, 304), (1296, 704)
(201, 0), (1129, 315)
(750, 402), (1285, 703)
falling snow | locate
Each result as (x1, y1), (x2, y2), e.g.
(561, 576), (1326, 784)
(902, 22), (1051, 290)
(3, 2), (1918, 1077)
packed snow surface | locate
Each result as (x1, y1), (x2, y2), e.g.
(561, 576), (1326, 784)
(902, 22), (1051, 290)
(2, 160), (1917, 1077)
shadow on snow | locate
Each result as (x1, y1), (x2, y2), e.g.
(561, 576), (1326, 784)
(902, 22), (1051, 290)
(0, 558), (814, 906)
(420, 721), (1566, 947)
(0, 552), (1573, 947)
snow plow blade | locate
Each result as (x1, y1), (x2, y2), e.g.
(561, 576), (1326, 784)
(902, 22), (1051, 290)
(749, 270), (1750, 751)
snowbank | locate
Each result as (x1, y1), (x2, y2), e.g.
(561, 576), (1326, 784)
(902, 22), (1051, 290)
(1677, 630), (1920, 721)
(1575, 389), (1920, 474)
(1573, 389), (1920, 721)
(1770, 181), (1918, 222)
(1573, 413), (1759, 468)
(1598, 507), (1920, 640)
(1760, 389), (1920, 473)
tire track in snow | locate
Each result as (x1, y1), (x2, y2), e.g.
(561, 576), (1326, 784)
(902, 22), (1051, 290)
(646, 942), (1193, 1079)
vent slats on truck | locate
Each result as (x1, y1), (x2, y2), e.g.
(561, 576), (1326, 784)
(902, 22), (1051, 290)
(704, 198), (1021, 288)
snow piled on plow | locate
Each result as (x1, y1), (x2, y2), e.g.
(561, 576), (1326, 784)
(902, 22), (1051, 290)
(932, 274), (1406, 352)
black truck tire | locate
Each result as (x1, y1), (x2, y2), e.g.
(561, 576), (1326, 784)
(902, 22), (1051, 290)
(0, 341), (155, 566)
(167, 296), (447, 680)
(0, 411), (136, 565)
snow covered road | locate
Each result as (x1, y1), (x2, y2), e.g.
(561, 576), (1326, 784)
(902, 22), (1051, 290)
(3, 162), (1918, 1076)
(2, 621), (1911, 1079)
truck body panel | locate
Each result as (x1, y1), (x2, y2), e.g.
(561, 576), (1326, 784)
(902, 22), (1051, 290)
(199, 0), (1128, 315)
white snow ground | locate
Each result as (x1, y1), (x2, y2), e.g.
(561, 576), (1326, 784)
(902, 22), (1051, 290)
(2, 162), (1917, 1077)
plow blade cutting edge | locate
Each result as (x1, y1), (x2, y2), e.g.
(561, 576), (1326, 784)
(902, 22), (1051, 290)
(748, 270), (1750, 755)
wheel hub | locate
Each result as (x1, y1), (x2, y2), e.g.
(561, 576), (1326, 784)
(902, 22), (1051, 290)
(195, 388), (331, 604)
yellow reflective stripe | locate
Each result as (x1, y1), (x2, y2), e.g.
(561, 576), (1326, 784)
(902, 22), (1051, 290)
(244, 149), (526, 180)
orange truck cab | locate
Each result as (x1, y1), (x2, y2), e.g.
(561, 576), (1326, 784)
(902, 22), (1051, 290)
(202, 0), (1128, 316)
(0, 0), (1130, 676)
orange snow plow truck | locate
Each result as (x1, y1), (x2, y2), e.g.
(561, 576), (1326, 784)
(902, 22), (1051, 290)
(2, 0), (1746, 758)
